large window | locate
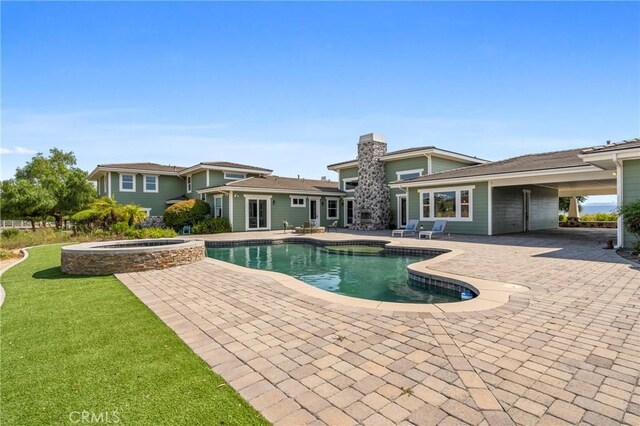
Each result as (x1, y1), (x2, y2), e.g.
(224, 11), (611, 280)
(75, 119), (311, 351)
(396, 169), (424, 181)
(419, 187), (474, 221)
(144, 175), (158, 193)
(224, 172), (246, 180)
(119, 174), (135, 192)
(326, 198), (338, 219)
(213, 195), (223, 218)
(343, 178), (358, 192)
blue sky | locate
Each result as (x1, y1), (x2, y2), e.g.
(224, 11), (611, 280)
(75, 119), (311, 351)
(2, 2), (638, 202)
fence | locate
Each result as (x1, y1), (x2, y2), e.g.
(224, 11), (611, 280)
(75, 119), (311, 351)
(0, 220), (56, 229)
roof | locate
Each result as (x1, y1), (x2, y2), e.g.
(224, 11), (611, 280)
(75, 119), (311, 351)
(327, 146), (487, 169)
(95, 162), (185, 173)
(197, 161), (272, 172)
(200, 175), (344, 194)
(393, 147), (589, 185)
(580, 138), (640, 154)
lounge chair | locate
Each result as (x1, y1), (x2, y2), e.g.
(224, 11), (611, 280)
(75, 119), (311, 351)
(392, 220), (419, 237)
(418, 220), (447, 239)
(328, 220), (338, 232)
(283, 221), (295, 234)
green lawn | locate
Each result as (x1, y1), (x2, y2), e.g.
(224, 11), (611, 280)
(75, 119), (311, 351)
(1, 244), (268, 425)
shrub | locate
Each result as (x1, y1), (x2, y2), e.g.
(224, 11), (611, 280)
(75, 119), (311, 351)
(1, 228), (20, 239)
(619, 200), (640, 253)
(558, 214), (567, 222)
(0, 248), (17, 260)
(110, 221), (132, 236)
(124, 227), (177, 239)
(163, 199), (210, 229)
(580, 212), (618, 222)
(191, 217), (232, 234)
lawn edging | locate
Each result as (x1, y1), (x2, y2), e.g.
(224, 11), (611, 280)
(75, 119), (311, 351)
(0, 247), (29, 306)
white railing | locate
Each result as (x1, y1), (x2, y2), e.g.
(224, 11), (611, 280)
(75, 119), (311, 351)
(0, 220), (55, 229)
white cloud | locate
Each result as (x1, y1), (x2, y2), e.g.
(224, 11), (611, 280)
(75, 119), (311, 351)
(0, 146), (38, 155)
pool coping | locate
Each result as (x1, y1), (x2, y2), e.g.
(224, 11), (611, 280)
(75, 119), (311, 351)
(203, 238), (530, 313)
(61, 238), (202, 255)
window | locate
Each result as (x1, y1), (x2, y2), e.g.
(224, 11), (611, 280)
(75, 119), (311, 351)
(224, 172), (246, 180)
(213, 195), (223, 218)
(119, 174), (135, 192)
(343, 178), (358, 191)
(419, 186), (474, 221)
(421, 193), (431, 219)
(200, 193), (206, 201)
(144, 175), (158, 193)
(142, 208), (152, 218)
(186, 175), (192, 192)
(326, 199), (338, 219)
(397, 169), (424, 181)
(290, 197), (306, 207)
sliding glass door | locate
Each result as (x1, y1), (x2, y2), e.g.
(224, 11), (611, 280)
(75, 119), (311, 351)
(247, 197), (270, 230)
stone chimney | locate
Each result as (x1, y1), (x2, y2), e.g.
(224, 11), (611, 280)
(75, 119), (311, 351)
(352, 133), (390, 230)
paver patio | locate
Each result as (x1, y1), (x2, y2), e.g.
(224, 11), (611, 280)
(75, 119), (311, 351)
(117, 229), (639, 425)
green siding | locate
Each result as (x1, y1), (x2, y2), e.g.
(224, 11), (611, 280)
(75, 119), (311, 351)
(230, 193), (342, 232)
(431, 157), (470, 174)
(407, 182), (489, 235)
(623, 159), (640, 248)
(188, 171), (207, 198)
(108, 173), (184, 216)
(384, 157), (429, 182)
(492, 185), (558, 234)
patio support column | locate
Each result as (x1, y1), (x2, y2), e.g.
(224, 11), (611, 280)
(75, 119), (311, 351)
(568, 197), (580, 219)
(616, 158), (624, 248)
(487, 181), (493, 235)
(229, 190), (234, 232)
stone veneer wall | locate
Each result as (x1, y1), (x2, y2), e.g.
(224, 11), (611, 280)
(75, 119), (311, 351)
(352, 133), (390, 230)
(61, 241), (205, 275)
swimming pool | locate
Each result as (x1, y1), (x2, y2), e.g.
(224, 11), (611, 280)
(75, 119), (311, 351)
(207, 243), (465, 304)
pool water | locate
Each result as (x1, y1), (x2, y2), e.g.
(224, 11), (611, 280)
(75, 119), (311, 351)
(207, 244), (460, 304)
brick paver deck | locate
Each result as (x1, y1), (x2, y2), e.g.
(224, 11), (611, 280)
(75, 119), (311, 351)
(117, 229), (639, 425)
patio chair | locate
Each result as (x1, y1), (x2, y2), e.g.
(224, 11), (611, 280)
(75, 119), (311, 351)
(182, 225), (191, 235)
(328, 220), (339, 232)
(283, 221), (295, 234)
(418, 220), (447, 239)
(392, 220), (419, 238)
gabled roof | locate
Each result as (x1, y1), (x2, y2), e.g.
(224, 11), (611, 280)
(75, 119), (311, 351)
(580, 138), (640, 154)
(88, 162), (185, 179)
(391, 147), (590, 186)
(178, 161), (272, 176)
(198, 175), (344, 195)
(327, 146), (487, 170)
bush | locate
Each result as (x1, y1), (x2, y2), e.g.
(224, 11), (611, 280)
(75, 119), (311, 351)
(191, 217), (232, 234)
(0, 248), (18, 260)
(1, 228), (20, 239)
(619, 199), (640, 252)
(124, 227), (177, 239)
(580, 212), (618, 222)
(110, 221), (132, 236)
(558, 214), (567, 222)
(0, 228), (75, 250)
(163, 199), (210, 229)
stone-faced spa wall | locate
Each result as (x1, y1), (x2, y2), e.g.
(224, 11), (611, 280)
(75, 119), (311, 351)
(61, 239), (205, 275)
(352, 133), (390, 230)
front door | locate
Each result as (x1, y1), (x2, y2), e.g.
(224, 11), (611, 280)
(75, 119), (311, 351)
(345, 199), (354, 227)
(523, 190), (531, 232)
(309, 199), (320, 226)
(248, 198), (269, 230)
(397, 196), (408, 228)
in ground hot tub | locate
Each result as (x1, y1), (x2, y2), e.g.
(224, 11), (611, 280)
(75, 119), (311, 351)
(61, 239), (205, 275)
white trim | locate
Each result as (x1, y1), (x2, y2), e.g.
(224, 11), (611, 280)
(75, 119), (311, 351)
(224, 172), (247, 180)
(326, 197), (339, 220)
(487, 181), (493, 236)
(142, 208), (152, 217)
(198, 186), (344, 196)
(522, 190), (532, 232)
(143, 175), (159, 193)
(244, 194), (272, 230)
(102, 175), (107, 193)
(308, 197), (321, 225)
(327, 161), (358, 171)
(119, 173), (136, 192)
(579, 150), (640, 163)
(344, 197), (354, 226)
(396, 168), (424, 181)
(616, 159), (624, 248)
(396, 195), (408, 229)
(342, 177), (358, 192)
(213, 194), (224, 218)
(390, 165), (605, 188)
(186, 175), (192, 193)
(290, 196), (307, 208)
(178, 164), (272, 176)
(206, 170), (210, 187)
(427, 155), (433, 175)
(107, 172), (112, 197)
(200, 193), (206, 201)
(418, 186), (475, 222)
(88, 166), (180, 180)
(327, 148), (487, 171)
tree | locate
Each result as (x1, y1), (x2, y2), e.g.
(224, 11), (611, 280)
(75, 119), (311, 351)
(15, 149), (96, 228)
(0, 179), (56, 230)
(559, 196), (586, 213)
(619, 199), (640, 253)
(120, 204), (147, 227)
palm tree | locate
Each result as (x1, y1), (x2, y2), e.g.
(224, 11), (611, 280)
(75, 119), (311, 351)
(91, 197), (120, 227)
(120, 204), (146, 227)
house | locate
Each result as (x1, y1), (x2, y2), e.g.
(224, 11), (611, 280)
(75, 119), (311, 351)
(88, 134), (640, 248)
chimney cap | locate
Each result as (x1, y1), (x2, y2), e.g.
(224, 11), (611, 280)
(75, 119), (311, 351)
(359, 133), (385, 144)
